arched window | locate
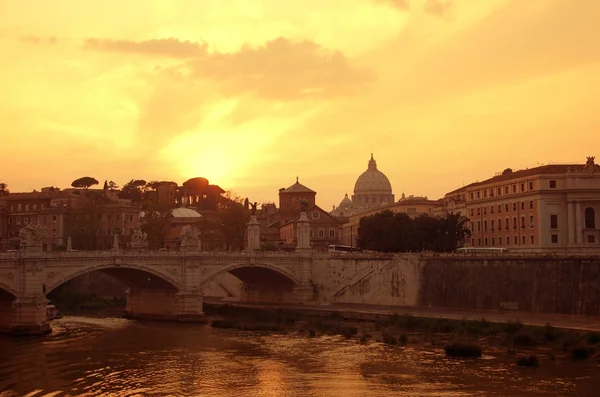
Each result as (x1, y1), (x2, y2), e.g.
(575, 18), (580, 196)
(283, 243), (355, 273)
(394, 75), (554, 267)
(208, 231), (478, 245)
(585, 207), (596, 229)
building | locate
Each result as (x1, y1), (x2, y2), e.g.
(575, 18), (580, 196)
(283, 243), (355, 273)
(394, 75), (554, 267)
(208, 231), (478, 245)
(340, 195), (439, 246)
(0, 188), (141, 251)
(330, 154), (395, 217)
(161, 207), (202, 250)
(464, 157), (600, 252)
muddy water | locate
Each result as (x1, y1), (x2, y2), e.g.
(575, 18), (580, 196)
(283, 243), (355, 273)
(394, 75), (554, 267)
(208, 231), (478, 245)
(0, 314), (598, 396)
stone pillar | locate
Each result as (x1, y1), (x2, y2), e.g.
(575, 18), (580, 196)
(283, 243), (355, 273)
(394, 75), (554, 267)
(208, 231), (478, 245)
(124, 287), (206, 322)
(295, 212), (311, 254)
(66, 237), (72, 251)
(246, 215), (260, 251)
(9, 255), (51, 335)
(575, 201), (582, 244)
(112, 234), (120, 251)
(568, 202), (575, 245)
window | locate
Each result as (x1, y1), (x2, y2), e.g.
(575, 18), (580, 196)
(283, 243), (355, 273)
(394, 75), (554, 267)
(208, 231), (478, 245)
(497, 187), (502, 196)
(505, 204), (509, 212)
(483, 207), (487, 215)
(16, 218), (21, 225)
(17, 203), (21, 211)
(490, 206), (494, 214)
(329, 229), (336, 238)
(529, 200), (533, 210)
(529, 181), (534, 190)
(478, 238), (481, 246)
(470, 192), (474, 200)
(24, 217), (29, 224)
(530, 235), (534, 245)
(477, 208), (481, 215)
(498, 219), (502, 229)
(506, 236), (510, 246)
(549, 180), (557, 188)
(53, 215), (57, 223)
(310, 229), (314, 238)
(491, 219), (495, 230)
(513, 203), (517, 211)
(529, 215), (534, 228)
(551, 234), (558, 244)
(505, 217), (509, 230)
(129, 214), (134, 222)
(477, 221), (481, 232)
(588, 235), (596, 244)
(514, 236), (518, 245)
(318, 228), (325, 238)
(490, 189), (494, 197)
(520, 183), (525, 192)
(520, 202), (525, 211)
(512, 184), (517, 193)
(477, 191), (481, 199)
(513, 217), (517, 229)
(504, 186), (509, 195)
(550, 215), (558, 229)
(585, 207), (596, 229)
(522, 235), (526, 245)
(484, 238), (488, 246)
(483, 190), (487, 198)
(25, 204), (29, 211)
(498, 205), (502, 213)
(471, 239), (475, 246)
(470, 209), (474, 216)
(499, 237), (503, 245)
(521, 216), (525, 229)
(52, 229), (57, 237)
(491, 237), (495, 246)
(8, 219), (12, 226)
(484, 220), (488, 232)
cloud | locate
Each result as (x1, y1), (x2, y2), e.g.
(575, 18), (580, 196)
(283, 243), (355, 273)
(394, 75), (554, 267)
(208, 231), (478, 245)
(84, 36), (376, 101)
(372, 0), (410, 10)
(20, 35), (57, 45)
(83, 37), (208, 58)
(423, 0), (453, 16)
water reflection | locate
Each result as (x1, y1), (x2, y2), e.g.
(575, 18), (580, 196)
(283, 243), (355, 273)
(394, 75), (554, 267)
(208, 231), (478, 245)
(0, 315), (598, 396)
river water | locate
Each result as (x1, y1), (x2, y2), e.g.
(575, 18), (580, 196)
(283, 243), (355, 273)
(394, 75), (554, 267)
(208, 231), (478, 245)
(0, 313), (598, 396)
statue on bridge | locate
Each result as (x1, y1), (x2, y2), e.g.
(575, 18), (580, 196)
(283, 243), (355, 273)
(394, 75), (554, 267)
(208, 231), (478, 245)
(19, 223), (47, 249)
(180, 225), (201, 250)
(250, 202), (258, 215)
(130, 229), (148, 249)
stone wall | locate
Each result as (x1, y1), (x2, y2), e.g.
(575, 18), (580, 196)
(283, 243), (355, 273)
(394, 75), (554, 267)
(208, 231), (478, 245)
(313, 254), (600, 316)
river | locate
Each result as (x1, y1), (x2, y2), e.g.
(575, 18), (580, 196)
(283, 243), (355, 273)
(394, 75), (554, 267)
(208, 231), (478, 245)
(0, 312), (598, 396)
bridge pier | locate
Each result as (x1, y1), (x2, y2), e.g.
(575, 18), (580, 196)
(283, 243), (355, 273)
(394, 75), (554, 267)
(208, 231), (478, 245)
(0, 295), (51, 336)
(124, 287), (206, 323)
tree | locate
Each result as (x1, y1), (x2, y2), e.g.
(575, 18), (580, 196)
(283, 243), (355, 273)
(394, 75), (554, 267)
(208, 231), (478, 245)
(71, 176), (99, 189)
(357, 211), (471, 253)
(118, 179), (147, 203)
(140, 203), (172, 249)
(196, 191), (248, 251)
(107, 181), (119, 191)
(0, 182), (8, 196)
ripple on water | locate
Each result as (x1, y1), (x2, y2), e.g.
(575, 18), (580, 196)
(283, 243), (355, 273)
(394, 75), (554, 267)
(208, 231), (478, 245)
(1, 317), (599, 397)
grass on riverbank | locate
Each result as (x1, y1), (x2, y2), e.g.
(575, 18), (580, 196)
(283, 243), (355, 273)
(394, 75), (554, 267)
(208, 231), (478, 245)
(204, 303), (600, 364)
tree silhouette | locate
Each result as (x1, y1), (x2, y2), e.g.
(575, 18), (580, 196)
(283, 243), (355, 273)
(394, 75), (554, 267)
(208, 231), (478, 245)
(71, 177), (99, 189)
(357, 211), (471, 253)
(0, 182), (8, 196)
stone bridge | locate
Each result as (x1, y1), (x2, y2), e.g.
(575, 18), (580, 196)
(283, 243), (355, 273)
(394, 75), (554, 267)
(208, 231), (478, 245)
(0, 248), (318, 335)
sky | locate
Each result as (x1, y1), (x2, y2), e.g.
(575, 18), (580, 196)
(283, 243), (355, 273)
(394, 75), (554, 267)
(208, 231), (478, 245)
(1, 0), (599, 210)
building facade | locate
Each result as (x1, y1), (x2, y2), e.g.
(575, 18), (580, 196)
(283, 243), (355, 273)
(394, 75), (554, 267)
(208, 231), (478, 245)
(464, 157), (600, 252)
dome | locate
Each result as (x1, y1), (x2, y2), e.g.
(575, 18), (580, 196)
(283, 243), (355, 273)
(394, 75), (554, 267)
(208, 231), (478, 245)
(170, 208), (202, 218)
(353, 154), (393, 194)
(338, 193), (353, 209)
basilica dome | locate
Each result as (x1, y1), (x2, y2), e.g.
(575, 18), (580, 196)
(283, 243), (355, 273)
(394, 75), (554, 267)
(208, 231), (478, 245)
(353, 154), (393, 194)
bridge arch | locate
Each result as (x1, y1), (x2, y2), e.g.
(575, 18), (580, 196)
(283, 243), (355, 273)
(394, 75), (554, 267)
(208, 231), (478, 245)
(46, 263), (181, 294)
(202, 262), (300, 287)
(0, 282), (17, 299)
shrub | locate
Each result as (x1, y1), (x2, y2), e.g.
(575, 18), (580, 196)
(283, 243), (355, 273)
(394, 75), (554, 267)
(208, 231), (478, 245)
(571, 345), (596, 361)
(399, 334), (408, 346)
(586, 332), (600, 345)
(444, 341), (482, 358)
(309, 329), (316, 337)
(516, 354), (539, 367)
(512, 329), (537, 347)
(382, 332), (398, 345)
(542, 323), (557, 343)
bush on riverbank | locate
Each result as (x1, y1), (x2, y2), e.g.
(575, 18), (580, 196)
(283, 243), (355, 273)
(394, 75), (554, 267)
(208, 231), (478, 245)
(516, 354), (539, 367)
(444, 340), (482, 358)
(570, 345), (596, 361)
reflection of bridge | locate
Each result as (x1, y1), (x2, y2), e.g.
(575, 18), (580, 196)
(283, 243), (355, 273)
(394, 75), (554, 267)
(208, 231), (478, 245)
(0, 249), (317, 335)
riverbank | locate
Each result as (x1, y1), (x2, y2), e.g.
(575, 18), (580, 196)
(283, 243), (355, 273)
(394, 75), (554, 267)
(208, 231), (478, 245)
(203, 300), (600, 366)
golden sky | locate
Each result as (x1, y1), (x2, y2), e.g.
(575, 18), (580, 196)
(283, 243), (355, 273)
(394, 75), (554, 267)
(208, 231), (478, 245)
(1, 0), (599, 209)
